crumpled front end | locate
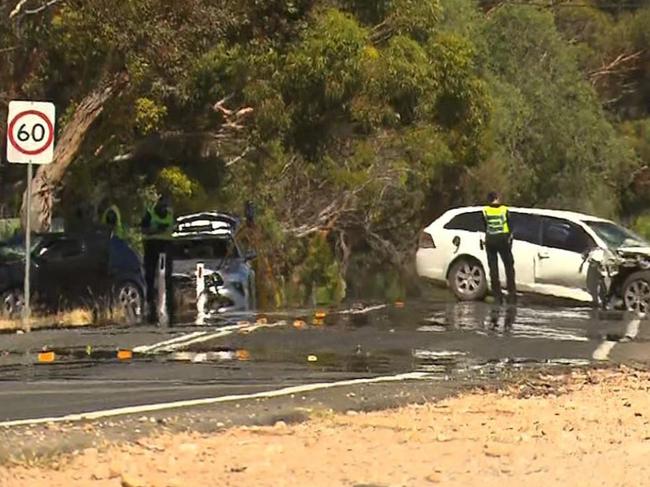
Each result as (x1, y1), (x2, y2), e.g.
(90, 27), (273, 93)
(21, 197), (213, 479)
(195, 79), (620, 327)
(586, 247), (650, 309)
(172, 259), (251, 315)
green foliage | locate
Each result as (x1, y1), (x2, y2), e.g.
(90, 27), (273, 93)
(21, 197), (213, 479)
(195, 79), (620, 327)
(134, 98), (167, 135)
(481, 6), (635, 216)
(374, 35), (435, 123)
(1, 0), (649, 308)
(0, 219), (20, 241)
(157, 166), (202, 204)
(297, 233), (346, 305)
(282, 8), (368, 153)
(633, 214), (650, 241)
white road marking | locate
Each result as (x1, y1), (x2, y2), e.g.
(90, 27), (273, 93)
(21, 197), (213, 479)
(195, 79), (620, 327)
(159, 326), (247, 352)
(512, 323), (589, 342)
(416, 325), (448, 332)
(134, 321), (289, 354)
(592, 341), (617, 361)
(622, 318), (641, 342)
(133, 331), (208, 354)
(592, 317), (642, 361)
(413, 350), (467, 359)
(338, 304), (388, 315)
(0, 372), (430, 428)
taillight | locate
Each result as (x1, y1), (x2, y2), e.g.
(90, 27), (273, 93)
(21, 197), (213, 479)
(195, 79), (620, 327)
(419, 231), (435, 248)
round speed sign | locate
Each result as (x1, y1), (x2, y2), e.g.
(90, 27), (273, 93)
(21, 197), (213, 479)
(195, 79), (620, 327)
(8, 110), (54, 156)
(6, 101), (56, 165)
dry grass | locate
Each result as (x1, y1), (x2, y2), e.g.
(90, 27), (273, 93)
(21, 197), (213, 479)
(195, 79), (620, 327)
(0, 308), (94, 331)
(55, 308), (94, 326)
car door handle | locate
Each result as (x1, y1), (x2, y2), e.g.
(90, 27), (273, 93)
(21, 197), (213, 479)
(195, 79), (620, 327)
(538, 252), (550, 260)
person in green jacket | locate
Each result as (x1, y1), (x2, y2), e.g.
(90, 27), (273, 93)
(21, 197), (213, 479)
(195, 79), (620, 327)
(100, 203), (126, 240)
(141, 195), (174, 236)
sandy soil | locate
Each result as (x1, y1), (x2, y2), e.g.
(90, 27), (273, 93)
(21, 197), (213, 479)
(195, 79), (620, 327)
(2, 367), (650, 487)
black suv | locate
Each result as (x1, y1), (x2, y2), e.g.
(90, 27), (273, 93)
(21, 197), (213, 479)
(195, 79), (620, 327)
(0, 231), (145, 324)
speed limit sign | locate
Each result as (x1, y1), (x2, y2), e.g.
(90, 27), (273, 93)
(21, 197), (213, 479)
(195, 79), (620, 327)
(6, 101), (56, 164)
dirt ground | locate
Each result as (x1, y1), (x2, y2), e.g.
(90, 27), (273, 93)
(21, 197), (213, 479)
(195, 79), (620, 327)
(1, 367), (650, 487)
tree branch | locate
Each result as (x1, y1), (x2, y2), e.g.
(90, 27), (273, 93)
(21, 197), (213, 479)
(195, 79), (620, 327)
(10, 0), (61, 19)
(589, 50), (644, 85)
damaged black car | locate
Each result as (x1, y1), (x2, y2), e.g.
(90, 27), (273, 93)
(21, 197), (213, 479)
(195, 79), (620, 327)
(0, 231), (145, 324)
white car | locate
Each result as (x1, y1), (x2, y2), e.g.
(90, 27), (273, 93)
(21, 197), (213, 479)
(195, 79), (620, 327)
(416, 206), (650, 312)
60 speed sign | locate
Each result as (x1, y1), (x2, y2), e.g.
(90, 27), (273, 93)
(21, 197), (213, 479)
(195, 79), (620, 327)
(6, 101), (56, 165)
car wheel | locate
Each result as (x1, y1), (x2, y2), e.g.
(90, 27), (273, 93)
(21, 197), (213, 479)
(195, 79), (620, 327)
(622, 271), (650, 315)
(114, 281), (143, 325)
(1, 289), (24, 320)
(448, 259), (487, 302)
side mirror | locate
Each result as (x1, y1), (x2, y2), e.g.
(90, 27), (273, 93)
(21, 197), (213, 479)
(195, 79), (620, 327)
(244, 250), (257, 262)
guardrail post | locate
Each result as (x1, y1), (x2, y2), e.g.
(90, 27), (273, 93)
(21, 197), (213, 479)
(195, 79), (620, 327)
(196, 263), (206, 325)
(157, 252), (169, 327)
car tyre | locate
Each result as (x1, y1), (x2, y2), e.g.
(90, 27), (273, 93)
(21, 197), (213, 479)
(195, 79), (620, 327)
(1, 289), (25, 320)
(114, 281), (144, 325)
(448, 258), (488, 302)
(622, 271), (650, 315)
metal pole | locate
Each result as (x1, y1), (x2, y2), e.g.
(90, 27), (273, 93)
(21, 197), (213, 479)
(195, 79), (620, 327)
(23, 162), (32, 332)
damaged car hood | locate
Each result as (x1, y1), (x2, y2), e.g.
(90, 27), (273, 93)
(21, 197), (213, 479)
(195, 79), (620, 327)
(617, 246), (650, 256)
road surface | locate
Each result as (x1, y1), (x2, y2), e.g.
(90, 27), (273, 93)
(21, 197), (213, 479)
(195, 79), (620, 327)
(0, 300), (647, 424)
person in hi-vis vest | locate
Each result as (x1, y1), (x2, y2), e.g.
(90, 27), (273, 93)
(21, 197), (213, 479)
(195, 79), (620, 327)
(140, 194), (175, 322)
(482, 191), (516, 305)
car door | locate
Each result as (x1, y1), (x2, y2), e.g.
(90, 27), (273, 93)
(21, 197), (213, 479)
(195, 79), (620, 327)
(508, 212), (543, 291)
(35, 235), (109, 306)
(536, 217), (596, 290)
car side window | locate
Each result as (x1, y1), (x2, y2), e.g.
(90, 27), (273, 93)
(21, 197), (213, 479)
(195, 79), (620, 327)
(38, 239), (84, 261)
(509, 212), (542, 245)
(542, 217), (595, 254)
(444, 212), (483, 232)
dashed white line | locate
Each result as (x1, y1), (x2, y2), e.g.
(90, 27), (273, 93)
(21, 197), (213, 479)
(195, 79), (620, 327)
(0, 372), (430, 428)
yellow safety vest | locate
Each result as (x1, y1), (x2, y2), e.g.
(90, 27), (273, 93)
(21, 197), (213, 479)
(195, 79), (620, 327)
(101, 205), (126, 239)
(144, 206), (174, 237)
(483, 205), (510, 235)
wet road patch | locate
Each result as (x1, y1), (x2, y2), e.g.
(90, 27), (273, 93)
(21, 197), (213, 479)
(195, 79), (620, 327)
(0, 300), (648, 423)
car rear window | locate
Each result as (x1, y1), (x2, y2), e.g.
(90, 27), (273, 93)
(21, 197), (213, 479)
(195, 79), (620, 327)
(444, 212), (483, 232)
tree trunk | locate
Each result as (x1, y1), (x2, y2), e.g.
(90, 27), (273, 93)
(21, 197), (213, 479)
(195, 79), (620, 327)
(20, 71), (129, 232)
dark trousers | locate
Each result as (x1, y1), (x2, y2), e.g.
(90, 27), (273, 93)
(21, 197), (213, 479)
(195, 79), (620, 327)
(486, 233), (516, 304)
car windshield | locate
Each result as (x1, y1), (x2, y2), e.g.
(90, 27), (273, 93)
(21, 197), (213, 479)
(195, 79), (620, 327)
(584, 221), (648, 249)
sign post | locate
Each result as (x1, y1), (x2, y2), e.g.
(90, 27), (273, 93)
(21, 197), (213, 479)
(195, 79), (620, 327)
(5, 101), (56, 332)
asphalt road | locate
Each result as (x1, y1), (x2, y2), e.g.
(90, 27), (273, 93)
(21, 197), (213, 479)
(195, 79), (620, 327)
(0, 300), (648, 424)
